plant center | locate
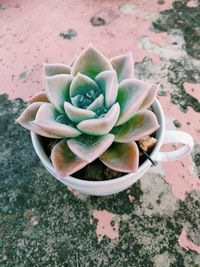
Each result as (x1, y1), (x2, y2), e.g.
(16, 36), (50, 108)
(78, 87), (101, 109)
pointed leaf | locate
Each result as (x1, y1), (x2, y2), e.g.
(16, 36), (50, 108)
(100, 142), (139, 173)
(44, 63), (71, 77)
(44, 74), (73, 112)
(116, 78), (149, 126)
(51, 140), (88, 178)
(95, 70), (118, 108)
(77, 103), (120, 135)
(34, 103), (81, 138)
(110, 53), (134, 83)
(64, 102), (96, 123)
(70, 72), (99, 98)
(16, 102), (62, 138)
(139, 84), (158, 110)
(113, 110), (159, 142)
(87, 94), (104, 111)
(71, 45), (112, 79)
(71, 95), (81, 107)
(28, 91), (49, 104)
(67, 134), (114, 163)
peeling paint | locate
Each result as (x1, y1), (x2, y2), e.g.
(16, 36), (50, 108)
(1, 90), (200, 264)
(184, 82), (200, 101)
(160, 94), (200, 144)
(179, 228), (200, 253)
(152, 0), (200, 60)
(128, 194), (135, 202)
(135, 168), (180, 215)
(157, 94), (200, 199)
(93, 210), (120, 243)
(162, 157), (200, 200)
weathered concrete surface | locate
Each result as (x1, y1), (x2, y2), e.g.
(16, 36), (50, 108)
(0, 0), (200, 266)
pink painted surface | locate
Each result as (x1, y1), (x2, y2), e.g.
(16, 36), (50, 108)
(184, 83), (200, 102)
(159, 94), (200, 200)
(128, 194), (135, 202)
(186, 0), (199, 7)
(162, 157), (200, 200)
(179, 228), (200, 253)
(93, 210), (119, 243)
(0, 0), (172, 100)
(159, 94), (200, 145)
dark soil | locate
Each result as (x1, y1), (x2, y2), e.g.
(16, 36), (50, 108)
(40, 135), (156, 181)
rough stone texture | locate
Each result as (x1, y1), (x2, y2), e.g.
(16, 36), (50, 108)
(152, 0), (200, 60)
(0, 0), (200, 266)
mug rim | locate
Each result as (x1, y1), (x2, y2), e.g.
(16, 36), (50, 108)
(31, 98), (165, 185)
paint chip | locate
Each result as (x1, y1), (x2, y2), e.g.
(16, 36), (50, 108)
(178, 228), (200, 253)
(93, 210), (120, 243)
(128, 194), (135, 202)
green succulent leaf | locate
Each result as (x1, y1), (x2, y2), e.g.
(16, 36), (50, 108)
(110, 53), (134, 83)
(87, 94), (104, 112)
(28, 91), (49, 104)
(16, 102), (62, 138)
(116, 78), (149, 126)
(139, 84), (158, 110)
(113, 110), (159, 142)
(71, 95), (81, 107)
(95, 70), (118, 108)
(44, 63), (71, 77)
(71, 45), (113, 79)
(100, 142), (139, 173)
(67, 134), (114, 163)
(16, 45), (159, 178)
(51, 140), (88, 178)
(64, 102), (96, 123)
(77, 103), (120, 135)
(69, 73), (99, 102)
(34, 103), (81, 138)
(44, 74), (73, 112)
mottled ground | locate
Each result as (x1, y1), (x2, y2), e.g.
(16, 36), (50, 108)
(0, 1), (200, 266)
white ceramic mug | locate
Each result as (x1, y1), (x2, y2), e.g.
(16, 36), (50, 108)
(31, 99), (193, 196)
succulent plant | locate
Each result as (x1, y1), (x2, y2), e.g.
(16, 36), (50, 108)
(17, 45), (159, 178)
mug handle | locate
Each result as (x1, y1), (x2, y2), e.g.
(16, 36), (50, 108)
(155, 130), (193, 162)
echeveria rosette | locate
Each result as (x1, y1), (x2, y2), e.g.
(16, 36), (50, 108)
(16, 45), (159, 178)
